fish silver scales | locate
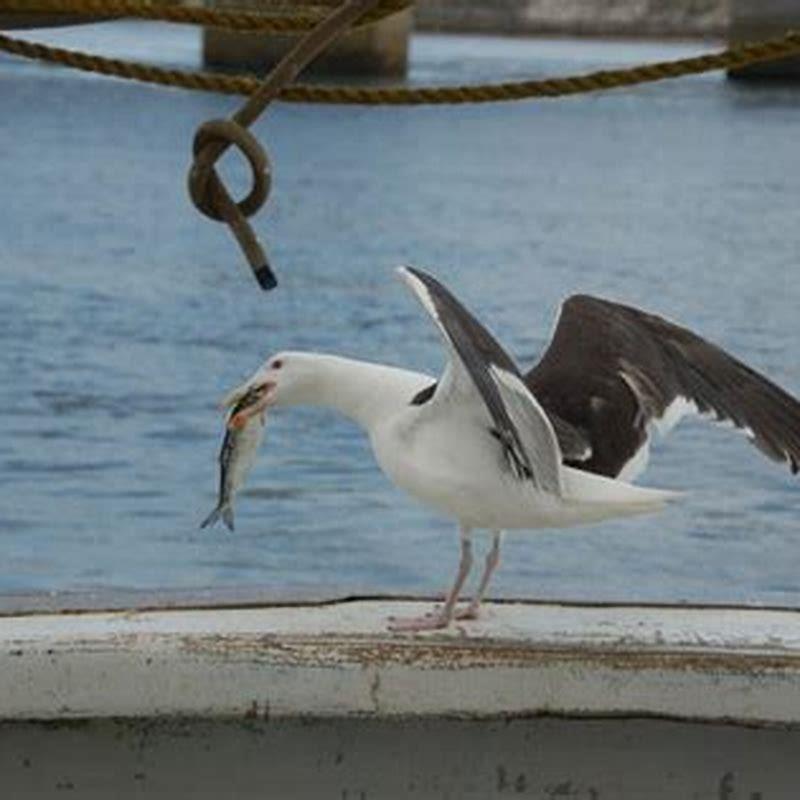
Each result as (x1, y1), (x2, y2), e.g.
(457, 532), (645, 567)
(201, 389), (267, 531)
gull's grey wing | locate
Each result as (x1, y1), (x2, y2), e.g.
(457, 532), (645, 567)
(409, 377), (592, 464)
(526, 294), (800, 479)
(398, 265), (564, 495)
(488, 365), (564, 494)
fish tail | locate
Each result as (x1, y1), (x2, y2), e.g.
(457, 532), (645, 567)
(200, 506), (221, 529)
(200, 502), (233, 530)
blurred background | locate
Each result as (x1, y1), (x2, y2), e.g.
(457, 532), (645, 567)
(0, 0), (798, 605)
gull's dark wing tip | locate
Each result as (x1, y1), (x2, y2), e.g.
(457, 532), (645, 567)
(397, 264), (460, 303)
(396, 265), (444, 317)
(397, 264), (430, 282)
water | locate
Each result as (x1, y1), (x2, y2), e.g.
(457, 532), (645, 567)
(0, 24), (798, 604)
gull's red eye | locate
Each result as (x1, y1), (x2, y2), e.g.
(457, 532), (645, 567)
(271, 359), (283, 370)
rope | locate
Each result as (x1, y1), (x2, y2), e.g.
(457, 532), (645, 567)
(2, 0), (800, 290)
(1, 28), (799, 105)
(183, 0), (384, 289)
(1, 0), (412, 287)
(0, 0), (411, 31)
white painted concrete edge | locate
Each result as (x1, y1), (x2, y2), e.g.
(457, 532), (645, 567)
(2, 600), (800, 724)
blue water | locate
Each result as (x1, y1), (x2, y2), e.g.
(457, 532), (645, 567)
(0, 24), (798, 604)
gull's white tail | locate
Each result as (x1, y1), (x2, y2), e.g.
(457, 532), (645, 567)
(561, 466), (681, 524)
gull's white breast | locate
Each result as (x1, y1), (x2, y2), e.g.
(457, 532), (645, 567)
(371, 405), (568, 529)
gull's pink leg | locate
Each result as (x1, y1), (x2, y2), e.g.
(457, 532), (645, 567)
(389, 526), (473, 632)
(454, 530), (502, 620)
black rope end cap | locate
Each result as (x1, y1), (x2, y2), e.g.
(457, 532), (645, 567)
(254, 263), (278, 291)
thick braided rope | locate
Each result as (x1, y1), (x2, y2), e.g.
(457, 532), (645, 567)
(182, 0), (384, 288)
(0, 0), (411, 31)
(1, 29), (799, 104)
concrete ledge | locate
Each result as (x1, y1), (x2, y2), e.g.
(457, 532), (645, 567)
(6, 716), (800, 799)
(2, 599), (800, 725)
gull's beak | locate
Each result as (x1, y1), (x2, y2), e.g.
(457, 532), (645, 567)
(219, 379), (254, 411)
(220, 378), (275, 430)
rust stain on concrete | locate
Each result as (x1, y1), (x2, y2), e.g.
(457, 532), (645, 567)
(177, 633), (800, 676)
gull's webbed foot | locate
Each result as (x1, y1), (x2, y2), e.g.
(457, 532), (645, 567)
(387, 610), (451, 632)
(388, 525), (479, 633)
(453, 603), (480, 621)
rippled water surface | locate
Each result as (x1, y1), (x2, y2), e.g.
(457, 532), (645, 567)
(1, 25), (798, 603)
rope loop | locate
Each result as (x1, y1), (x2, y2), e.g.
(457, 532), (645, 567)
(188, 118), (271, 222)
(182, 0), (382, 290)
(3, 2), (799, 291)
(186, 118), (276, 290)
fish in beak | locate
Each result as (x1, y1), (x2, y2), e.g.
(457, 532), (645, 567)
(201, 383), (269, 532)
(220, 380), (274, 431)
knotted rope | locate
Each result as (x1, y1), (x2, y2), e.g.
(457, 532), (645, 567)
(0, 0), (410, 31)
(2, 0), (800, 289)
(184, 0), (385, 289)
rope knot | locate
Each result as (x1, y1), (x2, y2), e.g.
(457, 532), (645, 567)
(188, 118), (276, 289)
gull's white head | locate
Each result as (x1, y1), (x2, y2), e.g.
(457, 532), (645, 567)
(220, 351), (318, 428)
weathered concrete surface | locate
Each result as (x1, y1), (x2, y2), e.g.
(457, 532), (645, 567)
(3, 716), (800, 799)
(2, 600), (800, 724)
(3, 600), (800, 798)
(203, 5), (411, 77)
(414, 0), (729, 38)
(729, 0), (800, 77)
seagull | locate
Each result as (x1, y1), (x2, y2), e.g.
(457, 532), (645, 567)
(223, 266), (800, 631)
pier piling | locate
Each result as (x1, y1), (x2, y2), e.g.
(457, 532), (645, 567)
(202, 2), (411, 78)
(730, 0), (800, 78)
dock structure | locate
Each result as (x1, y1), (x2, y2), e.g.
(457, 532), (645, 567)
(202, 1), (411, 77)
(2, 598), (800, 798)
(0, 9), (114, 28)
(730, 0), (800, 78)
(413, 0), (728, 38)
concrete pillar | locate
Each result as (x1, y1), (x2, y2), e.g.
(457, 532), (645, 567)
(203, 5), (411, 79)
(729, 0), (800, 79)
